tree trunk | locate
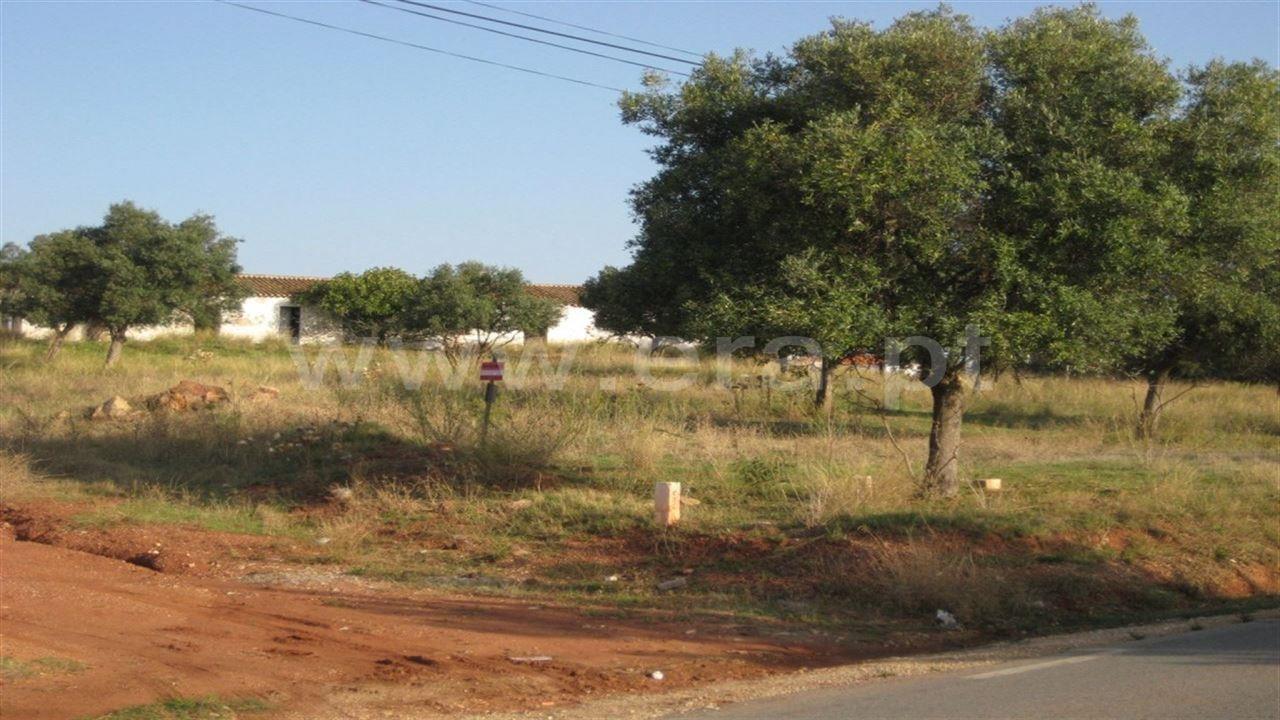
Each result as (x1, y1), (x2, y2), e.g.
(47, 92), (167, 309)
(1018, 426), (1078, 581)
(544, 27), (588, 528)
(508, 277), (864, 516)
(44, 324), (71, 361)
(104, 330), (127, 367)
(922, 368), (967, 497)
(814, 357), (835, 412)
(1137, 368), (1171, 439)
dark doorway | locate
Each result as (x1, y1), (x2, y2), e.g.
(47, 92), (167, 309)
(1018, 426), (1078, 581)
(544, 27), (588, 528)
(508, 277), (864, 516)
(278, 306), (302, 343)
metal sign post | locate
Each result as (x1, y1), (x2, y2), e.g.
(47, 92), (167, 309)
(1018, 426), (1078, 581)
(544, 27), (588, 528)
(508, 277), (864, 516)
(480, 360), (503, 445)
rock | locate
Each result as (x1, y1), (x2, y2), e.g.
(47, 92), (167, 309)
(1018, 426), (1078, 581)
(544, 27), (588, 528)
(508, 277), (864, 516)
(248, 385), (280, 401)
(89, 395), (133, 420)
(935, 609), (960, 630)
(648, 670), (665, 681)
(656, 577), (688, 591)
(147, 380), (230, 412)
(175, 379), (229, 403)
(680, 496), (701, 507)
(980, 478), (1003, 492)
(505, 498), (534, 511)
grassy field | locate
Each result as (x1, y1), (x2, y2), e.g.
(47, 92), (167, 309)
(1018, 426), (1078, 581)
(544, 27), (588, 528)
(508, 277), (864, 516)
(2, 334), (1277, 637)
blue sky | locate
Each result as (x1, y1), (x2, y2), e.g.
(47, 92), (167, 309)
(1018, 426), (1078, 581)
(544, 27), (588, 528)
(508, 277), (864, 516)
(2, 1), (1277, 283)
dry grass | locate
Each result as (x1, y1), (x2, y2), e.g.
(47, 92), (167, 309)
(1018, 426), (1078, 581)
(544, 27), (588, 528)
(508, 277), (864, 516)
(1, 334), (1277, 629)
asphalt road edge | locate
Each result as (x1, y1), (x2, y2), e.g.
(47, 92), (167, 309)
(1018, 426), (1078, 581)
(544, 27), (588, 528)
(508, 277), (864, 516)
(483, 606), (1280, 720)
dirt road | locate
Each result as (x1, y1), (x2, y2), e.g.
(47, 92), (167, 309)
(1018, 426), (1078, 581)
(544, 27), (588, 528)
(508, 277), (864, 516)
(0, 530), (842, 719)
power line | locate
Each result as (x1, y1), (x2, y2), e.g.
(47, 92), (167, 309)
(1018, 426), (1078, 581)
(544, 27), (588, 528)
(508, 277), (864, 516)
(463, 0), (703, 59)
(388, 0), (701, 67)
(216, 1), (625, 93)
(361, 0), (690, 77)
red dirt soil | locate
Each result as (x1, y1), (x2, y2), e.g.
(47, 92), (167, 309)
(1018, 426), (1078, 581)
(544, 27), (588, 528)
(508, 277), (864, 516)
(0, 524), (850, 720)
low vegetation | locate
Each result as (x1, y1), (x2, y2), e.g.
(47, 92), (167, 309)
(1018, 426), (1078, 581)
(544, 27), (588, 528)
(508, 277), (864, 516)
(0, 654), (87, 681)
(89, 696), (270, 720)
(2, 335), (1276, 636)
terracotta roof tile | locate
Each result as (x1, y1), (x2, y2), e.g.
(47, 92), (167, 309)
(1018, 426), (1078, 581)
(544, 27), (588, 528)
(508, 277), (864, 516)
(237, 274), (325, 297)
(237, 275), (582, 305)
(525, 284), (583, 305)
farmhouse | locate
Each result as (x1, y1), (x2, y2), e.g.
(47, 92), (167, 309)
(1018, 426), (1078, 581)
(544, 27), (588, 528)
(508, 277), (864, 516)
(225, 274), (600, 344)
(7, 274), (604, 344)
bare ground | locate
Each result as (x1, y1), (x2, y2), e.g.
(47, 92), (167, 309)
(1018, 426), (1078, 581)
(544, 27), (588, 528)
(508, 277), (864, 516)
(2, 496), (1274, 720)
(0, 509), (860, 720)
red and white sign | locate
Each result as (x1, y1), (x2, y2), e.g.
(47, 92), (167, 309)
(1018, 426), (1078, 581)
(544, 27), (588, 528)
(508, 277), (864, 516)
(480, 361), (504, 382)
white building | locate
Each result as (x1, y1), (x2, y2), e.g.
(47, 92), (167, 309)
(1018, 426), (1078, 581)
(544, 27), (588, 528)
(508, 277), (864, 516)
(6, 274), (606, 345)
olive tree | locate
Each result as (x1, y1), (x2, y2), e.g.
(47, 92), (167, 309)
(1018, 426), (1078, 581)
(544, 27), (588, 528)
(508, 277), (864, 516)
(1, 234), (102, 358)
(406, 262), (562, 366)
(1128, 60), (1280, 436)
(293, 267), (420, 344)
(10, 202), (244, 366)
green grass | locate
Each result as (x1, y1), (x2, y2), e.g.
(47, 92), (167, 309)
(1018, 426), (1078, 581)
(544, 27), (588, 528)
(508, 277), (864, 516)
(1, 655), (88, 680)
(71, 495), (272, 536)
(86, 696), (270, 720)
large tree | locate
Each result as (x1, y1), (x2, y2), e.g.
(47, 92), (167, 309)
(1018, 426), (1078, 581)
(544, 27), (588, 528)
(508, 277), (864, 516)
(90, 202), (246, 366)
(10, 202), (244, 366)
(612, 6), (1192, 495)
(293, 267), (420, 344)
(1128, 60), (1280, 436)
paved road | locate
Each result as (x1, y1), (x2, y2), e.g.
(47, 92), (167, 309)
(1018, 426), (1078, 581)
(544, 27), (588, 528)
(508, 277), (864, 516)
(679, 620), (1280, 719)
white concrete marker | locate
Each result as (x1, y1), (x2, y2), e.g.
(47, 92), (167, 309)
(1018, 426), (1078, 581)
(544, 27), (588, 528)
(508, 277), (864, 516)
(655, 482), (681, 527)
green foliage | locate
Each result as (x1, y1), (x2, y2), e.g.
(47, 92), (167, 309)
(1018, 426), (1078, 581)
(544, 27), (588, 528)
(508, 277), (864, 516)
(179, 214), (247, 332)
(293, 266), (419, 343)
(293, 263), (561, 359)
(618, 9), (1004, 368)
(1, 242), (26, 321)
(406, 262), (561, 363)
(1, 232), (102, 337)
(609, 6), (1271, 488)
(581, 264), (673, 339)
(5, 201), (243, 365)
(989, 6), (1188, 373)
(89, 203), (242, 337)
(1135, 60), (1280, 383)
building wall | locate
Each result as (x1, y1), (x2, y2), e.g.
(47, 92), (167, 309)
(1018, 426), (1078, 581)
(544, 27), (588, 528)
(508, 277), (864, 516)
(221, 296), (291, 342)
(11, 298), (604, 345)
(547, 305), (607, 344)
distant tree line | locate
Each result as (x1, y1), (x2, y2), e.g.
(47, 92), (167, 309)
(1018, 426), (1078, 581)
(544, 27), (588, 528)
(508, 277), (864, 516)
(0, 206), (561, 369)
(292, 263), (562, 364)
(0, 202), (245, 366)
(581, 6), (1280, 495)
